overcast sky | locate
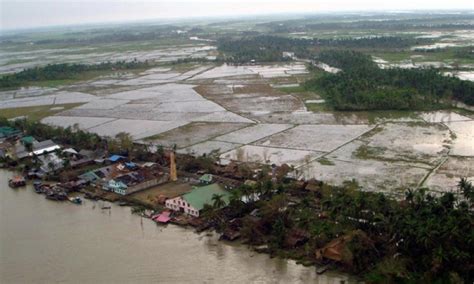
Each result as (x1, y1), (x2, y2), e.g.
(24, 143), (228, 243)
(1, 0), (473, 31)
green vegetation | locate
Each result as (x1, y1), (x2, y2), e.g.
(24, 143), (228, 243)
(304, 50), (474, 110)
(258, 13), (474, 33)
(217, 35), (431, 63)
(317, 157), (335, 165)
(0, 60), (151, 90)
(204, 178), (474, 282)
(0, 103), (83, 121)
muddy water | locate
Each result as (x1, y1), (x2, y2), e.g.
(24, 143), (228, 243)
(0, 170), (352, 284)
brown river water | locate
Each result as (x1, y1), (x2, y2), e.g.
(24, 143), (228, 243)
(0, 170), (353, 284)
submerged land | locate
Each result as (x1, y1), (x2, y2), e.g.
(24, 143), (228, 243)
(1, 11), (473, 283)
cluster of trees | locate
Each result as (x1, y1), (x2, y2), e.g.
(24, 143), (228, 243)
(305, 50), (474, 110)
(455, 47), (474, 60)
(217, 35), (426, 63)
(217, 36), (298, 63)
(33, 25), (182, 45)
(2, 118), (105, 150)
(259, 14), (474, 33)
(0, 60), (150, 89)
(204, 176), (474, 282)
(0, 118), (152, 160)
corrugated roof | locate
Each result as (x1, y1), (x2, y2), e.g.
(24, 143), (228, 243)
(199, 174), (213, 183)
(182, 183), (230, 211)
(0, 127), (21, 138)
(79, 171), (100, 182)
(34, 140), (58, 151)
(108, 155), (125, 162)
(21, 136), (35, 145)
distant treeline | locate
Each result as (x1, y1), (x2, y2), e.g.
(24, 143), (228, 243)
(258, 15), (474, 33)
(217, 35), (429, 63)
(33, 25), (182, 45)
(305, 50), (474, 110)
(0, 60), (150, 89)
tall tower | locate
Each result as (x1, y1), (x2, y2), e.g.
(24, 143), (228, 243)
(169, 151), (177, 182)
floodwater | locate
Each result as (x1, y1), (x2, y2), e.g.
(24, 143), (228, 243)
(0, 170), (352, 284)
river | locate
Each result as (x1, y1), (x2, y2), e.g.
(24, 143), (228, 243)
(0, 170), (352, 284)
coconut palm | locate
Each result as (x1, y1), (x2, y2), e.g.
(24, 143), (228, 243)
(212, 194), (225, 209)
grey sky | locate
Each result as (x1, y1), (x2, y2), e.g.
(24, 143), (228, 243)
(1, 0), (473, 30)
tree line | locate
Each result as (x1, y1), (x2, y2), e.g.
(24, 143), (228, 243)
(305, 50), (474, 110)
(0, 60), (150, 89)
(217, 35), (427, 63)
(203, 174), (473, 282)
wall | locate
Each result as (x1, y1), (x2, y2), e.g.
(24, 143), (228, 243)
(126, 175), (167, 195)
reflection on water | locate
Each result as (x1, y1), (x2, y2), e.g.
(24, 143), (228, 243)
(0, 170), (352, 283)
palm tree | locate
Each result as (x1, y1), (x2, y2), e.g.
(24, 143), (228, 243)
(458, 178), (473, 204)
(212, 194), (225, 209)
(115, 132), (133, 156)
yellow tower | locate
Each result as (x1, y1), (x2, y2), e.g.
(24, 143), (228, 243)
(169, 151), (177, 181)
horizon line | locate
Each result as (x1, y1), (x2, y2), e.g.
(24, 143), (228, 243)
(1, 8), (473, 35)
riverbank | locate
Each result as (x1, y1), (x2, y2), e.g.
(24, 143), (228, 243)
(0, 169), (353, 284)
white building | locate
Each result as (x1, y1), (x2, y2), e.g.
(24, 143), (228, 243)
(165, 183), (230, 217)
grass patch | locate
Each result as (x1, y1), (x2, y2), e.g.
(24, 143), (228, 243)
(354, 145), (386, 160)
(305, 102), (331, 112)
(0, 103), (83, 121)
(2, 68), (149, 90)
(317, 157), (335, 166)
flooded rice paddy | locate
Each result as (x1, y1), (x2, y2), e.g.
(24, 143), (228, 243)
(1, 62), (473, 196)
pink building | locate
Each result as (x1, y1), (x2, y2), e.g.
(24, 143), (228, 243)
(165, 183), (230, 218)
(165, 196), (199, 217)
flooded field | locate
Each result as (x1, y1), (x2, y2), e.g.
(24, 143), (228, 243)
(2, 59), (473, 195)
(0, 44), (217, 74)
(1, 15), (473, 197)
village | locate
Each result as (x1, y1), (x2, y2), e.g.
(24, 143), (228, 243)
(0, 124), (292, 229)
(2, 120), (373, 271)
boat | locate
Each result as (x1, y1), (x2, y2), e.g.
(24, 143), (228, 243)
(56, 192), (68, 201)
(316, 265), (330, 275)
(69, 197), (82, 205)
(45, 191), (68, 201)
(33, 181), (44, 193)
(8, 176), (26, 188)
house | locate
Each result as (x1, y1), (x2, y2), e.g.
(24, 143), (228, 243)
(78, 171), (100, 183)
(78, 165), (115, 183)
(62, 148), (79, 158)
(20, 136), (37, 146)
(125, 162), (138, 170)
(104, 179), (128, 195)
(282, 51), (296, 59)
(199, 174), (213, 185)
(165, 183), (231, 217)
(0, 141), (13, 159)
(38, 153), (64, 173)
(0, 126), (22, 142)
(35, 140), (61, 155)
(14, 144), (30, 160)
(108, 155), (126, 163)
